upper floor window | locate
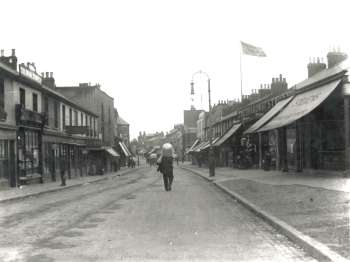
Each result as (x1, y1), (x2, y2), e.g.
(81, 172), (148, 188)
(81, 112), (83, 126)
(101, 104), (104, 122)
(20, 88), (25, 108)
(69, 108), (72, 126)
(32, 93), (38, 112)
(74, 110), (78, 126)
(44, 95), (49, 114)
(62, 105), (66, 128)
(54, 101), (59, 128)
(0, 78), (4, 111)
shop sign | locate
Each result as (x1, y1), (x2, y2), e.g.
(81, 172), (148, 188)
(19, 64), (42, 84)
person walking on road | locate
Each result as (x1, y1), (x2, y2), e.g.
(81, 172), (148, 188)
(157, 143), (174, 191)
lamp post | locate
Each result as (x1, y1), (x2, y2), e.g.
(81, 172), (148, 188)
(191, 70), (215, 177)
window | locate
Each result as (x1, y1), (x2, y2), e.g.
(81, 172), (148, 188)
(69, 108), (72, 126)
(85, 115), (88, 127)
(33, 93), (38, 112)
(62, 105), (66, 128)
(108, 107), (111, 124)
(20, 88), (25, 108)
(81, 112), (83, 126)
(74, 110), (78, 126)
(54, 101), (58, 128)
(101, 104), (104, 122)
(44, 95), (49, 115)
(89, 116), (92, 136)
(0, 78), (4, 110)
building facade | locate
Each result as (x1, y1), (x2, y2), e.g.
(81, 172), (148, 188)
(189, 50), (350, 174)
(0, 49), (104, 187)
(55, 83), (118, 173)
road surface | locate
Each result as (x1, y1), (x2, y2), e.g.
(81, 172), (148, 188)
(0, 166), (316, 261)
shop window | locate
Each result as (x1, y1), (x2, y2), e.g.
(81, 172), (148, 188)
(0, 140), (9, 180)
(18, 131), (40, 176)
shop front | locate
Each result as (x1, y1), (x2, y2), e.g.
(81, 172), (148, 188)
(258, 78), (345, 173)
(16, 104), (45, 184)
(0, 128), (16, 187)
(213, 123), (242, 168)
(42, 132), (89, 182)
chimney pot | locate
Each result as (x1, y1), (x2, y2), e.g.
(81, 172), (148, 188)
(11, 49), (15, 56)
(0, 50), (4, 57)
(279, 74), (282, 81)
(317, 57), (320, 63)
(41, 72), (45, 77)
(50, 72), (53, 78)
(46, 72), (49, 78)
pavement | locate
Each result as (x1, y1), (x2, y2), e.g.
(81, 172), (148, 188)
(180, 162), (350, 262)
(0, 166), (141, 204)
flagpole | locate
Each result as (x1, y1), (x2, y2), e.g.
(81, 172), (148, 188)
(240, 43), (243, 102)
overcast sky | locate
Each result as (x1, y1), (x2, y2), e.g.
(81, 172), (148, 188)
(2, 0), (350, 139)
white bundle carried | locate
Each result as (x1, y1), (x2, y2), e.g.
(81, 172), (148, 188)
(162, 143), (174, 157)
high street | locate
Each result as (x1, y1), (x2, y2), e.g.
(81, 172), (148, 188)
(0, 165), (316, 261)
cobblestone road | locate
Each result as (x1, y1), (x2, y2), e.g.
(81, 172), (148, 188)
(0, 166), (317, 261)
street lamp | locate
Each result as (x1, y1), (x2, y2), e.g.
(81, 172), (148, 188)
(191, 70), (215, 177)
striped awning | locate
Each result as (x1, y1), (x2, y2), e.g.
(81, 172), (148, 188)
(258, 79), (341, 132)
(213, 123), (241, 147)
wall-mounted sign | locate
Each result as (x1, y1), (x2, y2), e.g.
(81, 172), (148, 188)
(19, 64), (42, 84)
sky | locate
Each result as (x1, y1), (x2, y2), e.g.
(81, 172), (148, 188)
(2, 0), (350, 139)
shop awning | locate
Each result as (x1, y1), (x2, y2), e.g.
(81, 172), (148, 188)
(213, 123), (241, 147)
(186, 139), (200, 154)
(244, 96), (294, 134)
(258, 79), (341, 132)
(198, 141), (210, 152)
(119, 142), (130, 157)
(192, 141), (207, 153)
(201, 137), (220, 151)
(105, 147), (120, 157)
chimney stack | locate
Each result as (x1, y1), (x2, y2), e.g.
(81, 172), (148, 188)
(42, 71), (56, 89)
(327, 48), (348, 68)
(0, 48), (18, 70)
(307, 57), (326, 78)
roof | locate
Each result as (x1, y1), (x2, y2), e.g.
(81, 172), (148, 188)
(0, 61), (99, 117)
(117, 116), (129, 125)
(293, 60), (348, 91)
(56, 84), (114, 101)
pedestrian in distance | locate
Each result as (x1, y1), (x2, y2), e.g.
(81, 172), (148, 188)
(157, 143), (174, 191)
